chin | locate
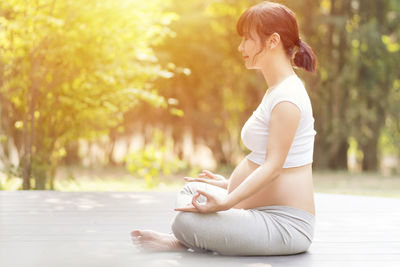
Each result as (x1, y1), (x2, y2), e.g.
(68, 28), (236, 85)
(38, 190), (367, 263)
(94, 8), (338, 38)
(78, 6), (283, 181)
(246, 65), (261, 70)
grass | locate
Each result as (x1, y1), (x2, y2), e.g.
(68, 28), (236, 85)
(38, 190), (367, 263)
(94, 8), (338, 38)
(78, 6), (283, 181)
(54, 176), (185, 192)
(312, 170), (400, 199)
(1, 165), (399, 199)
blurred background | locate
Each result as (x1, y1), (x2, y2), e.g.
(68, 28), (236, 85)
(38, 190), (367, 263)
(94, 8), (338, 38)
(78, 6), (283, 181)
(0, 0), (399, 198)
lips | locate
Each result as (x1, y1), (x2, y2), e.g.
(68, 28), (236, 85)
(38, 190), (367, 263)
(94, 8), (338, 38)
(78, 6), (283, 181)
(243, 56), (249, 59)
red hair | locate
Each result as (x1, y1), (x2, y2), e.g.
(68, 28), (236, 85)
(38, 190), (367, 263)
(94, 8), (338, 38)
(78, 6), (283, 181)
(236, 1), (317, 73)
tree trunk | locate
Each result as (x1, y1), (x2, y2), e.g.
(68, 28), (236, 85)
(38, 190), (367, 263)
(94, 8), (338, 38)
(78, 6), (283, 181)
(328, 140), (349, 170)
(64, 141), (80, 165)
(22, 113), (31, 190)
(361, 137), (378, 171)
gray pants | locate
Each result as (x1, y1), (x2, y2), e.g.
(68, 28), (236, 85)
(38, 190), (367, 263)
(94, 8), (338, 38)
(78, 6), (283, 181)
(170, 182), (315, 256)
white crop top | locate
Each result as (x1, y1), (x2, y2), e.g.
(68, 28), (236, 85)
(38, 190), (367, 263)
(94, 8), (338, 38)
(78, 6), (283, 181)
(240, 74), (317, 168)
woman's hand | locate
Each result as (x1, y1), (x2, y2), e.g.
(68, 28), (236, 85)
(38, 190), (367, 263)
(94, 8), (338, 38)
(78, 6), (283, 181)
(184, 170), (228, 189)
(174, 188), (230, 213)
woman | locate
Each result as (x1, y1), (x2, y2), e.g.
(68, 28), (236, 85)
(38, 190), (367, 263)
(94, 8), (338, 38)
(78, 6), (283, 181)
(131, 1), (318, 256)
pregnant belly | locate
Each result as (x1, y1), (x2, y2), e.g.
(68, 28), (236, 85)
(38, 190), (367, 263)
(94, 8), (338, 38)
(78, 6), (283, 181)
(227, 158), (315, 214)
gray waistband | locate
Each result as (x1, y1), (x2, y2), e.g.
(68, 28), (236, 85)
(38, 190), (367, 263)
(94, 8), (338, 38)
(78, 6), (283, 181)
(252, 205), (316, 242)
(251, 205), (315, 222)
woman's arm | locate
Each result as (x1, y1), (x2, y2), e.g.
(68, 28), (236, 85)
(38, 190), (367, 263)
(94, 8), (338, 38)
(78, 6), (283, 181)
(223, 101), (301, 209)
(174, 101), (301, 213)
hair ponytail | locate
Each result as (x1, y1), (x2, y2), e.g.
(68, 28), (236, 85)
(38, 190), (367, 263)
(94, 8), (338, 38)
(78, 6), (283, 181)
(237, 1), (319, 74)
(294, 39), (317, 73)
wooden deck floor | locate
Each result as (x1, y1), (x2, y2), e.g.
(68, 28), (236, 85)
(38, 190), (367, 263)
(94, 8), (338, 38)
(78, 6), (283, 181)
(1, 191), (399, 267)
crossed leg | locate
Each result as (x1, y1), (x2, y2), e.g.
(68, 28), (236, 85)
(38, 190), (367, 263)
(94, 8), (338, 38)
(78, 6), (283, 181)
(132, 181), (314, 256)
(131, 182), (227, 252)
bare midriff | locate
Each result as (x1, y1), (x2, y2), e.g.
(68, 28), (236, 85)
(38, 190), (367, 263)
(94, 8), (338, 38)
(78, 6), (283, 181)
(227, 157), (315, 216)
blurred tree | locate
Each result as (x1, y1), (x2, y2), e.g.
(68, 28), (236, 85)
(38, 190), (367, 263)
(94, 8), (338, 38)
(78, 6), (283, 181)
(129, 0), (263, 166)
(286, 0), (400, 171)
(0, 0), (181, 189)
(350, 0), (400, 170)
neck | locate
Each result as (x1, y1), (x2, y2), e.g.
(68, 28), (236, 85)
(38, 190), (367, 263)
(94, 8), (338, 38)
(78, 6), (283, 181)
(260, 54), (296, 89)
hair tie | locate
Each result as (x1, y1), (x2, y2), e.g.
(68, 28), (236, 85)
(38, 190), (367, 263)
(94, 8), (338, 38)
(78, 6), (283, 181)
(297, 38), (302, 47)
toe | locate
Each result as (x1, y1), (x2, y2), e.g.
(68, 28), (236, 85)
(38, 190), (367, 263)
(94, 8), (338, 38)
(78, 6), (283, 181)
(131, 230), (142, 237)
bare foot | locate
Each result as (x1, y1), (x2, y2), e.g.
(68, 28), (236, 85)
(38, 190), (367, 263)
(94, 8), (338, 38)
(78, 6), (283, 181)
(131, 229), (188, 252)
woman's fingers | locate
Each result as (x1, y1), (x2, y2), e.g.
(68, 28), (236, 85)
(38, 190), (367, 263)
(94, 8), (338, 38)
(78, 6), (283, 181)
(199, 171), (216, 180)
(183, 176), (210, 182)
(183, 170), (217, 182)
(174, 204), (198, 212)
(192, 192), (209, 212)
(174, 194), (202, 212)
(184, 177), (220, 188)
(196, 189), (214, 201)
(202, 170), (215, 178)
(192, 192), (201, 203)
(183, 177), (202, 182)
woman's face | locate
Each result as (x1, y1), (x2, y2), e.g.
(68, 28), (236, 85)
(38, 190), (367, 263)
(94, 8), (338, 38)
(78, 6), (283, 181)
(237, 30), (265, 69)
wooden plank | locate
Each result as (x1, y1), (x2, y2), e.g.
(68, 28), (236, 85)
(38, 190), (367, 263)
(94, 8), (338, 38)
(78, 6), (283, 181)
(1, 191), (400, 267)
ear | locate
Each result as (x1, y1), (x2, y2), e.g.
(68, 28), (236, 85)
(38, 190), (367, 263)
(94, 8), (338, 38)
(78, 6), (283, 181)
(266, 33), (281, 49)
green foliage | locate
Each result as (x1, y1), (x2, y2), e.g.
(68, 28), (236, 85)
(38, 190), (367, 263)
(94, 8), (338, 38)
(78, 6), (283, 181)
(282, 0), (400, 170)
(0, 163), (22, 190)
(124, 129), (188, 188)
(0, 0), (182, 189)
(147, 0), (261, 166)
(347, 136), (364, 164)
